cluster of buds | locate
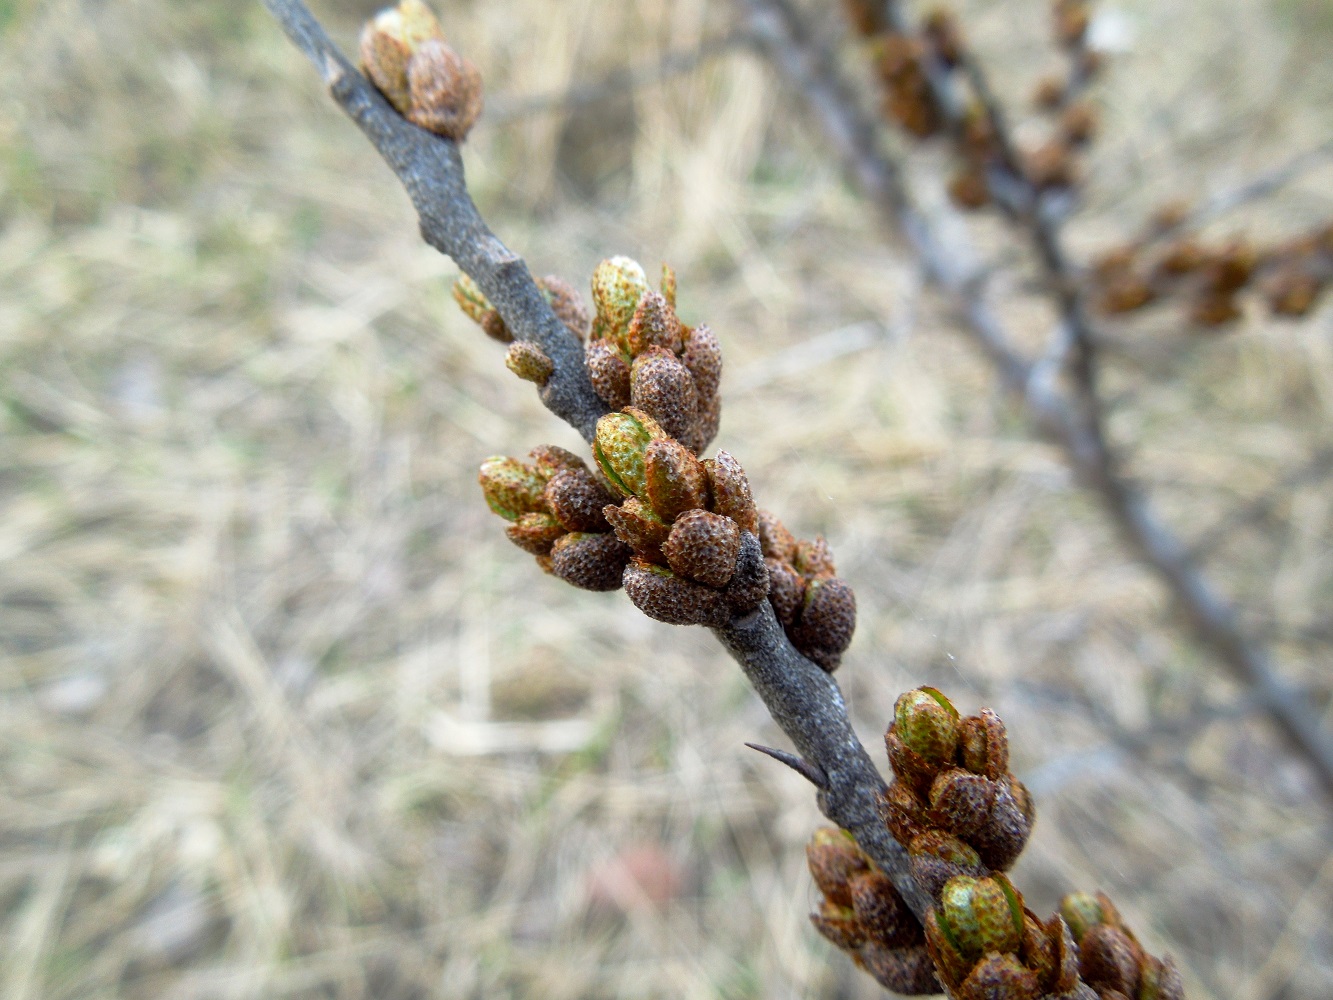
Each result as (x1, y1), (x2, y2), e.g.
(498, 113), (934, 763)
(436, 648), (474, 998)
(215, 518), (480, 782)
(594, 408), (768, 627)
(359, 0), (483, 141)
(882, 688), (1035, 895)
(875, 33), (944, 139)
(478, 446), (631, 590)
(924, 873), (1082, 1000)
(584, 257), (722, 456)
(1090, 221), (1333, 327)
(805, 828), (939, 995)
(453, 273), (589, 384)
(1060, 892), (1185, 1000)
(756, 511), (857, 672)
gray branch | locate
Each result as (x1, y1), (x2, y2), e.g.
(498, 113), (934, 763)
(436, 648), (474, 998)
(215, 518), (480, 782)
(736, 0), (1333, 798)
(261, 0), (934, 925)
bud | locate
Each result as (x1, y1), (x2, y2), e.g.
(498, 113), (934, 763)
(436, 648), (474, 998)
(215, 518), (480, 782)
(549, 532), (631, 592)
(644, 438), (708, 523)
(703, 452), (759, 535)
(850, 869), (922, 948)
(681, 324), (723, 401)
(591, 256), (650, 346)
(626, 291), (683, 356)
(765, 558), (806, 625)
(954, 953), (1040, 1000)
(1059, 891), (1116, 944)
(959, 708), (1009, 779)
(1079, 924), (1142, 996)
(452, 274), (510, 342)
(793, 536), (836, 578)
(1024, 139), (1077, 191)
(1138, 956), (1186, 1000)
(923, 8), (965, 67)
(810, 900), (865, 951)
(723, 532), (769, 614)
(1266, 267), (1323, 317)
(689, 391), (722, 455)
(662, 509), (741, 588)
(406, 38), (483, 141)
(529, 444), (586, 481)
(969, 778), (1034, 871)
(538, 274), (589, 339)
(478, 456), (547, 521)
(858, 942), (941, 996)
(1060, 99), (1098, 145)
(1053, 0), (1091, 47)
(938, 874), (1024, 960)
(504, 340), (553, 384)
(586, 340), (632, 410)
(806, 827), (869, 908)
(604, 497), (671, 558)
(503, 511), (565, 555)
(593, 409), (663, 498)
(660, 263), (677, 311)
(359, 0), (445, 113)
(907, 830), (982, 897)
(790, 576), (857, 672)
(544, 467), (615, 533)
(949, 167), (990, 211)
(623, 559), (731, 626)
(1190, 292), (1241, 327)
(1032, 74), (1066, 110)
(893, 687), (960, 766)
(1205, 240), (1256, 293)
(880, 780), (927, 845)
(927, 769), (997, 839)
(631, 347), (698, 443)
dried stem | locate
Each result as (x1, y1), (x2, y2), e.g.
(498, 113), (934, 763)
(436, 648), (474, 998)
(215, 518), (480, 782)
(262, 0), (935, 925)
(737, 0), (1333, 798)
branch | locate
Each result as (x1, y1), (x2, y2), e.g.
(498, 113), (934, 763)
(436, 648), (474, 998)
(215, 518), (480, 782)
(262, 0), (934, 926)
(736, 0), (1333, 799)
(262, 0), (607, 442)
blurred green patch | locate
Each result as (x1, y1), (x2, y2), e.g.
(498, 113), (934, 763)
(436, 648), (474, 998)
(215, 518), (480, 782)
(1274, 0), (1333, 32)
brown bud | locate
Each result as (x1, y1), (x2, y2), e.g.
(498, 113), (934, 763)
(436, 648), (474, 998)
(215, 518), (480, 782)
(756, 510), (797, 562)
(724, 532), (770, 615)
(626, 291), (682, 356)
(505, 511), (565, 555)
(810, 900), (865, 951)
(604, 497), (671, 559)
(586, 340), (632, 410)
(1033, 74), (1066, 110)
(927, 768), (998, 839)
(662, 509), (741, 588)
(858, 942), (940, 995)
(1138, 956), (1185, 1000)
(623, 558), (731, 626)
(504, 340), (553, 384)
(681, 324), (723, 401)
(529, 445), (586, 480)
(956, 953), (1041, 1000)
(793, 536), (836, 578)
(538, 275), (589, 339)
(1150, 200), (1191, 233)
(1204, 241), (1257, 293)
(689, 390), (722, 455)
(1025, 139), (1077, 190)
(704, 451), (759, 535)
(644, 438), (709, 523)
(949, 168), (991, 211)
(806, 827), (869, 908)
(938, 873), (1024, 960)
(549, 532), (631, 592)
(1190, 293), (1242, 327)
(842, 0), (887, 37)
(766, 558), (806, 624)
(1060, 100), (1098, 145)
(959, 708), (1009, 779)
(406, 38), (483, 141)
(1079, 924), (1143, 996)
(850, 870), (923, 948)
(452, 275), (511, 342)
(591, 256), (650, 346)
(1054, 0), (1091, 48)
(880, 780), (927, 845)
(1266, 268), (1324, 317)
(545, 468), (615, 533)
(631, 347), (698, 443)
(1096, 273), (1156, 315)
(908, 831), (983, 897)
(969, 778), (1034, 871)
(359, 0), (444, 114)
(790, 576), (857, 672)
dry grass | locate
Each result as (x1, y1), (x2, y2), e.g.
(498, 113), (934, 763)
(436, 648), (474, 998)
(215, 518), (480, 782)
(2, 0), (1331, 997)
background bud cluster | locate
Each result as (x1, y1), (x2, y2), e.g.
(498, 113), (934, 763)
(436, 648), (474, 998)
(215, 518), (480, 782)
(755, 511), (857, 671)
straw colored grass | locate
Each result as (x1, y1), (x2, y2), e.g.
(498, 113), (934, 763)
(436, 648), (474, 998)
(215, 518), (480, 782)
(1, 1), (1330, 997)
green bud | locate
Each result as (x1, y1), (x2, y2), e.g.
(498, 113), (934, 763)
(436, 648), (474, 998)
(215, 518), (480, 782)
(1059, 891), (1110, 944)
(591, 256), (650, 348)
(358, 0), (445, 113)
(504, 340), (554, 384)
(894, 687), (960, 765)
(478, 456), (547, 521)
(592, 408), (664, 498)
(938, 874), (1023, 961)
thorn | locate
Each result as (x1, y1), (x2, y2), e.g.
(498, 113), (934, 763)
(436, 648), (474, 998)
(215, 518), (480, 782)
(745, 742), (828, 789)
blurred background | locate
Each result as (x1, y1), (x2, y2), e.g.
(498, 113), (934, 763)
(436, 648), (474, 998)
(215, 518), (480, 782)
(2, 0), (1332, 997)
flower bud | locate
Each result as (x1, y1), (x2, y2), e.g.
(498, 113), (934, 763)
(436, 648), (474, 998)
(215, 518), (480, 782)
(604, 497), (671, 558)
(631, 347), (698, 443)
(765, 558), (806, 624)
(907, 831), (982, 897)
(586, 340), (632, 410)
(644, 438), (708, 523)
(504, 512), (565, 555)
(954, 953), (1040, 1000)
(504, 340), (553, 384)
(938, 874), (1024, 961)
(1079, 924), (1143, 997)
(927, 768), (997, 839)
(850, 870), (922, 948)
(538, 274), (589, 339)
(452, 274), (510, 342)
(790, 576), (856, 672)
(529, 444), (586, 481)
(703, 451), (759, 535)
(893, 687), (960, 767)
(681, 324), (722, 401)
(593, 409), (663, 498)
(478, 456), (547, 521)
(810, 900), (865, 951)
(359, 0), (445, 113)
(689, 391), (722, 455)
(806, 827), (869, 908)
(724, 532), (769, 614)
(406, 38), (483, 141)
(880, 780), (927, 845)
(793, 536), (836, 578)
(626, 291), (683, 356)
(969, 778), (1034, 871)
(959, 708), (1009, 779)
(858, 942), (940, 996)
(1058, 891), (1117, 944)
(544, 467), (614, 533)
(662, 509), (741, 588)
(591, 256), (650, 346)
(623, 559), (731, 627)
(1138, 956), (1185, 1000)
(756, 510), (797, 563)
(549, 532), (631, 592)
